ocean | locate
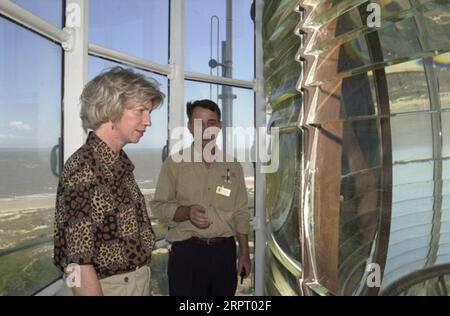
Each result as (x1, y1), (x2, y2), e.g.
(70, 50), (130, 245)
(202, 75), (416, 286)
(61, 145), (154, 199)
(0, 147), (254, 200)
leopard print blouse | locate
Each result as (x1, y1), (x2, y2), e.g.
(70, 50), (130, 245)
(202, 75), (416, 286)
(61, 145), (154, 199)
(53, 132), (155, 279)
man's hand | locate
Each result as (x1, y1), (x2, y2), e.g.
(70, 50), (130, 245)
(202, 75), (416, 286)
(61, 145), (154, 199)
(189, 205), (210, 229)
(236, 232), (251, 278)
(237, 253), (251, 278)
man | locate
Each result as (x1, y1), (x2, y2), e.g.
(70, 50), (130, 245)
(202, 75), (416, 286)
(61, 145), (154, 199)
(151, 99), (251, 296)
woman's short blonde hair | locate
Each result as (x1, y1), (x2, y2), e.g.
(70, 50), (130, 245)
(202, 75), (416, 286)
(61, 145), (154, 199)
(80, 66), (165, 130)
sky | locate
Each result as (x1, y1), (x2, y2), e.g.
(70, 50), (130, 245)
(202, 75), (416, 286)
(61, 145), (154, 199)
(0, 0), (255, 149)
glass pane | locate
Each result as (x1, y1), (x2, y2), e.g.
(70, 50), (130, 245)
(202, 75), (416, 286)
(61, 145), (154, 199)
(0, 18), (62, 295)
(393, 177), (434, 205)
(443, 112), (450, 158)
(0, 243), (61, 295)
(378, 5), (450, 63)
(185, 0), (254, 81)
(88, 56), (169, 241)
(382, 107), (441, 291)
(149, 248), (168, 295)
(436, 53), (450, 109)
(337, 117), (382, 294)
(89, 0), (169, 65)
(266, 131), (301, 262)
(391, 114), (433, 162)
(297, 0), (450, 296)
(264, 249), (301, 296)
(11, 0), (62, 28)
(386, 59), (430, 113)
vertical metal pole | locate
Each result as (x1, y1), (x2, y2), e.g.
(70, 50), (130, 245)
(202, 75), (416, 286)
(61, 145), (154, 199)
(221, 0), (233, 155)
(254, 0), (266, 296)
(168, 0), (185, 151)
(64, 0), (88, 161)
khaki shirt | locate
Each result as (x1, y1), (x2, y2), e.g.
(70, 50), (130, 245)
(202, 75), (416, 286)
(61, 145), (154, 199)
(151, 146), (250, 242)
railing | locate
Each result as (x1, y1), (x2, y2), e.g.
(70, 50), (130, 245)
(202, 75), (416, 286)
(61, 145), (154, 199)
(380, 263), (450, 296)
(0, 236), (52, 258)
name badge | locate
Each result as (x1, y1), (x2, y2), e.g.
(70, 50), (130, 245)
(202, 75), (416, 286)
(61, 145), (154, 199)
(216, 185), (231, 197)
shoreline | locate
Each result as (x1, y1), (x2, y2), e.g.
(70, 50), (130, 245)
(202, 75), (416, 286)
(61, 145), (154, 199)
(0, 177), (255, 213)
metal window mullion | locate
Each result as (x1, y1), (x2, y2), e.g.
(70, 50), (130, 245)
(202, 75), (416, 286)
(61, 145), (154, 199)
(63, 0), (88, 161)
(254, 0), (266, 297)
(185, 71), (255, 89)
(167, 0), (185, 151)
(89, 43), (171, 76)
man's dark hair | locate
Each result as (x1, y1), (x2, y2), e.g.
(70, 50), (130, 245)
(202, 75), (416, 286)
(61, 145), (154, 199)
(186, 99), (221, 122)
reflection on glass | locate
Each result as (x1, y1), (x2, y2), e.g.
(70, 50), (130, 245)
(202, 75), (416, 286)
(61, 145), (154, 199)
(337, 117), (382, 294)
(378, 6), (450, 62)
(436, 53), (450, 109)
(0, 18), (62, 295)
(89, 0), (169, 65)
(396, 274), (450, 296)
(268, 98), (301, 127)
(150, 248), (168, 295)
(264, 249), (300, 296)
(263, 0), (303, 296)
(0, 243), (61, 295)
(386, 60), (430, 113)
(391, 114), (433, 162)
(393, 178), (434, 205)
(443, 112), (450, 157)
(266, 131), (301, 262)
(11, 0), (62, 28)
(297, 0), (450, 296)
(185, 0), (254, 81)
(337, 37), (371, 73)
(383, 109), (444, 292)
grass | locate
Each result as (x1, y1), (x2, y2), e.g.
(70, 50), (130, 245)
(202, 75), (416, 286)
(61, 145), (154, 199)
(0, 243), (61, 296)
(0, 189), (255, 296)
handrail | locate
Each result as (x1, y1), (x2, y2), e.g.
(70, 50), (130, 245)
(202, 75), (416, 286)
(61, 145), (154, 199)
(0, 0), (69, 44)
(185, 71), (255, 89)
(89, 43), (171, 76)
(0, 236), (52, 258)
(380, 263), (450, 296)
(0, 236), (170, 259)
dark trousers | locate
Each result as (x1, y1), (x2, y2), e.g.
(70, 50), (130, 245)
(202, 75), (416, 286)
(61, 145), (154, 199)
(168, 237), (237, 296)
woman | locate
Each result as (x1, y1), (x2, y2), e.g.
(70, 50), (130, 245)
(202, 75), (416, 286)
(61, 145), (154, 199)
(53, 67), (165, 296)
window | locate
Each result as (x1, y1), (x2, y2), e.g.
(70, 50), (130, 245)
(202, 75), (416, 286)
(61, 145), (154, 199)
(89, 0), (169, 65)
(11, 0), (62, 28)
(0, 17), (62, 295)
(185, 0), (254, 81)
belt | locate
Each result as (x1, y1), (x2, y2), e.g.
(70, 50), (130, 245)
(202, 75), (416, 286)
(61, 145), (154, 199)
(114, 262), (147, 275)
(188, 236), (231, 245)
